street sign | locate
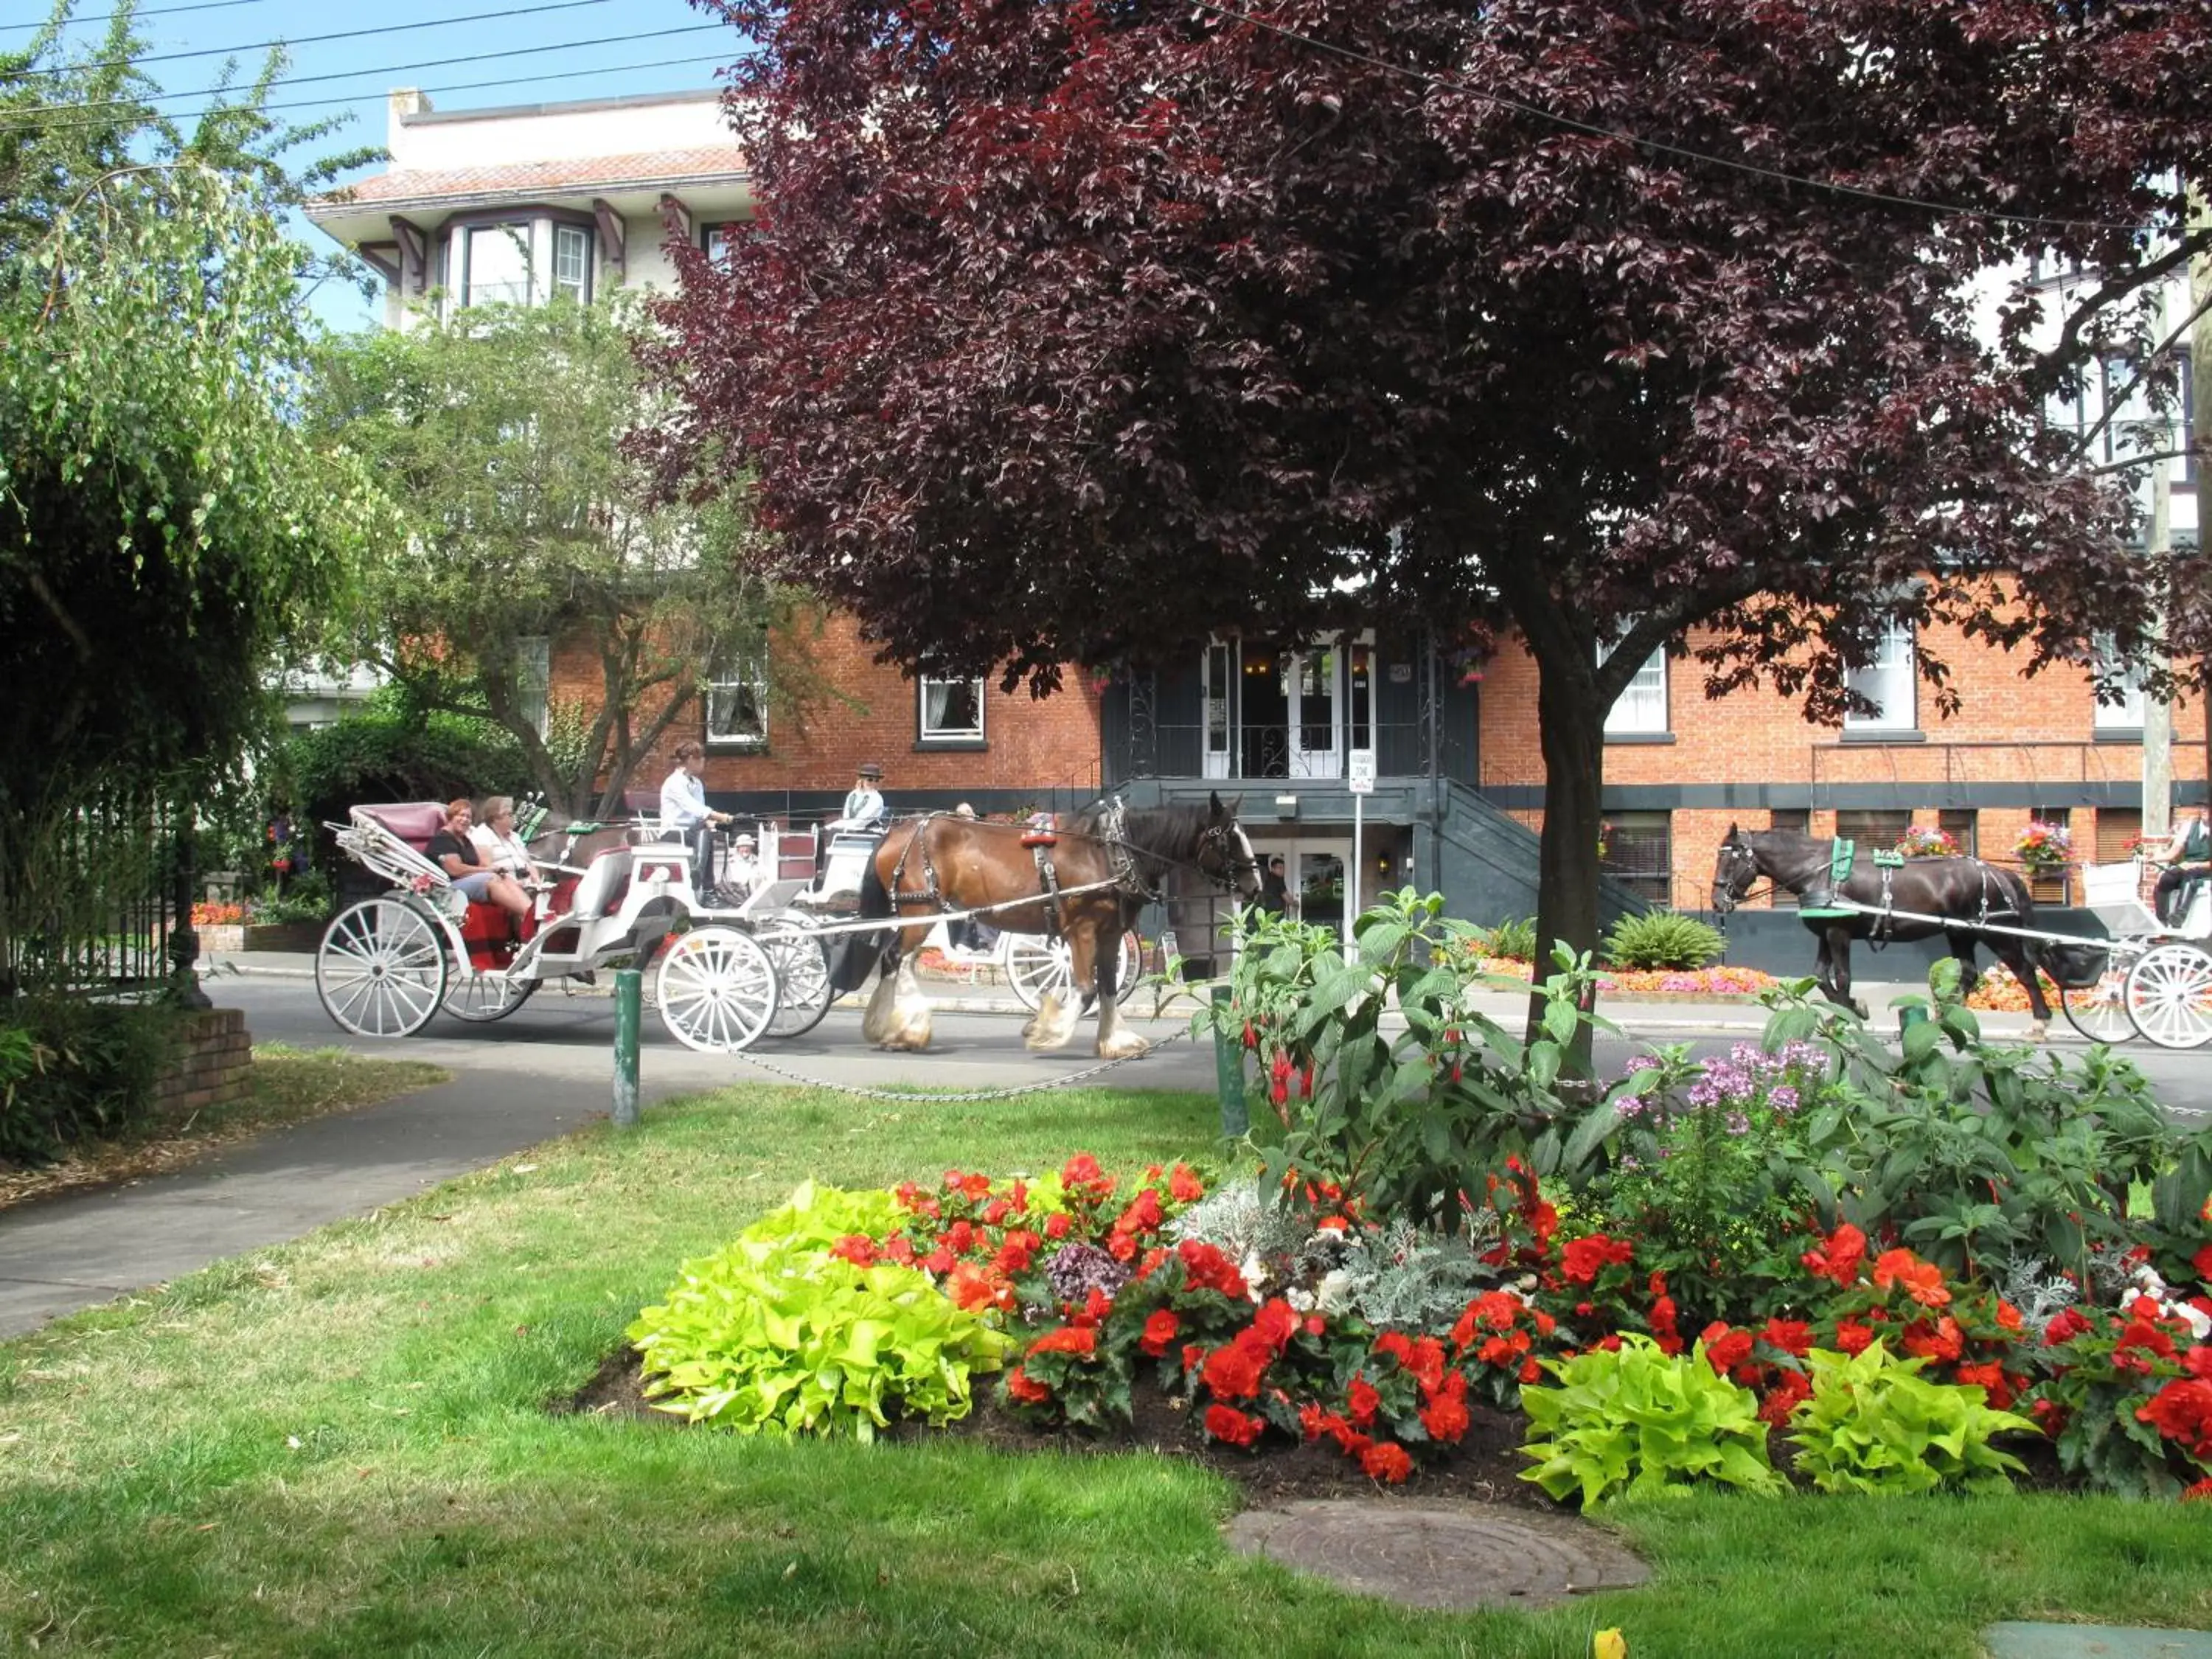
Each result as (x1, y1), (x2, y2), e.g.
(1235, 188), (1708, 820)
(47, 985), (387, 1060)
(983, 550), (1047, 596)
(1348, 749), (1375, 794)
(1348, 776), (1374, 795)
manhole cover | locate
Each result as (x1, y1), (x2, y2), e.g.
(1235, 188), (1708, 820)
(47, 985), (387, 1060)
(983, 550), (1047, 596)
(1225, 1499), (1648, 1610)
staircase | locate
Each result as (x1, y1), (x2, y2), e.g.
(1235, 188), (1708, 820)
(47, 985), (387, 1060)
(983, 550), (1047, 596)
(1422, 778), (1646, 931)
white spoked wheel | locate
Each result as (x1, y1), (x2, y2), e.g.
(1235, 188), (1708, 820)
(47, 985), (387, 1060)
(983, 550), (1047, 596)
(759, 919), (834, 1039)
(2059, 964), (2135, 1046)
(655, 925), (779, 1053)
(2125, 942), (2212, 1049)
(316, 898), (449, 1038)
(1004, 932), (1144, 1012)
(443, 969), (538, 1024)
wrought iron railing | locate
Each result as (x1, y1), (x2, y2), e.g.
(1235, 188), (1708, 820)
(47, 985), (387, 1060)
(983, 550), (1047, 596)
(1107, 718), (1439, 782)
(1, 787), (187, 998)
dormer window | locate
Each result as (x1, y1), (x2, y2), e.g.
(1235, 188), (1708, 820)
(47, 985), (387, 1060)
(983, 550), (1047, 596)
(449, 214), (595, 312)
(462, 223), (532, 307)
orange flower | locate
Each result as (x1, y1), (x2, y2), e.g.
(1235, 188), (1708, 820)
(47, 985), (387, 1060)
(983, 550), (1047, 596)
(1169, 1164), (1205, 1203)
(1871, 1248), (1951, 1308)
(1006, 1366), (1051, 1404)
(1360, 1441), (1413, 1484)
(1138, 1310), (1180, 1357)
(1204, 1404), (1265, 1447)
(1028, 1326), (1098, 1359)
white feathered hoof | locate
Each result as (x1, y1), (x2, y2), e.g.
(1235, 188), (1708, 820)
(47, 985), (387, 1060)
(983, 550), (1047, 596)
(861, 971), (900, 1046)
(1024, 992), (1077, 1051)
(866, 961), (933, 1051)
(2026, 1018), (2049, 1044)
(1096, 1027), (1150, 1061)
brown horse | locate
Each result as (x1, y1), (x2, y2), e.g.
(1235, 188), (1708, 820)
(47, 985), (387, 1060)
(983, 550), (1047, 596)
(1711, 824), (2052, 1038)
(856, 794), (1262, 1055)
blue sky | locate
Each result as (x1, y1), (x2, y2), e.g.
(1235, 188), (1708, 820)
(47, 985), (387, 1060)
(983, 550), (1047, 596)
(6, 0), (744, 328)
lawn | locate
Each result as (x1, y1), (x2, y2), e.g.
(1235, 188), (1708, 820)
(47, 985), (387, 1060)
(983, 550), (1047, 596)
(1, 1082), (2206, 1658)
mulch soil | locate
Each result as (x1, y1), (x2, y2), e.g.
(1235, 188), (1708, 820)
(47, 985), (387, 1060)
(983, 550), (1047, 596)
(557, 1348), (1556, 1508)
(557, 1348), (2082, 1506)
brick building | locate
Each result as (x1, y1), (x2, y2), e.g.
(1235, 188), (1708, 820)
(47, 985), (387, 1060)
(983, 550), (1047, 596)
(312, 86), (2202, 942)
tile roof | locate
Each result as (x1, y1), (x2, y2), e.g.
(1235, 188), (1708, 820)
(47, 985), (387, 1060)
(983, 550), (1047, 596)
(330, 146), (747, 206)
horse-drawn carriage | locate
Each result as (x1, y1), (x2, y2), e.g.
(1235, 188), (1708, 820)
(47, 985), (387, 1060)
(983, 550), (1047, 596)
(314, 794), (1257, 1057)
(314, 803), (828, 1052)
(1713, 825), (2212, 1049)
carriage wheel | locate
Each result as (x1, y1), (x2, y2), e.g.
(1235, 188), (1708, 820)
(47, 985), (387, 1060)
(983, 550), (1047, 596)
(443, 970), (538, 1024)
(1004, 932), (1145, 1012)
(2062, 969), (2132, 1044)
(655, 925), (779, 1053)
(316, 898), (449, 1038)
(758, 919), (834, 1039)
(2059, 967), (2135, 1046)
(2125, 942), (2212, 1049)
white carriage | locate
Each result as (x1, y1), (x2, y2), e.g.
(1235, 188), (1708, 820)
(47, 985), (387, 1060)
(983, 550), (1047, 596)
(315, 802), (794, 1052)
(2045, 858), (2212, 1049)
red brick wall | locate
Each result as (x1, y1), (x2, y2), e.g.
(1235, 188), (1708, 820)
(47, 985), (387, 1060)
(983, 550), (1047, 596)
(1478, 619), (2205, 910)
(152, 1009), (252, 1119)
(547, 613), (1102, 796)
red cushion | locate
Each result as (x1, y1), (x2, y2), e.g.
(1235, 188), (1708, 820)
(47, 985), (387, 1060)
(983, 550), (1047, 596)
(356, 802), (451, 853)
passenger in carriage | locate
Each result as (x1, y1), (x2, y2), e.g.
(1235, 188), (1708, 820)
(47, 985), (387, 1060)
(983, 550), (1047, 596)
(2149, 807), (2212, 927)
(832, 762), (888, 832)
(725, 832), (762, 900)
(426, 799), (532, 928)
(469, 796), (544, 888)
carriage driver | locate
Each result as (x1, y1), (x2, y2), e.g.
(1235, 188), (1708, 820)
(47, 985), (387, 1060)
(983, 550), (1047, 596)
(660, 740), (739, 905)
(832, 762), (888, 832)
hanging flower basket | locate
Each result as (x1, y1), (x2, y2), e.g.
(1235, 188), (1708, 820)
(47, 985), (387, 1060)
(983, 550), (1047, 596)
(2014, 821), (2073, 872)
(1893, 825), (1960, 859)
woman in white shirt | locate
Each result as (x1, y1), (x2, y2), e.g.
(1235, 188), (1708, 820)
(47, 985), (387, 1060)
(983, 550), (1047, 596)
(469, 796), (543, 887)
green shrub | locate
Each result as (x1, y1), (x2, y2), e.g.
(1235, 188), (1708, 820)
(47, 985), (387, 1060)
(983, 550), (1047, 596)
(1787, 1343), (2034, 1495)
(1480, 914), (1538, 962)
(1603, 909), (1726, 970)
(1518, 1332), (1784, 1506)
(0, 997), (181, 1164)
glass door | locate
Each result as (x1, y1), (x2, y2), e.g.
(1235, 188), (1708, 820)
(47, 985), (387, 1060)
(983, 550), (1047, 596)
(1287, 647), (1340, 777)
(1203, 641), (1236, 779)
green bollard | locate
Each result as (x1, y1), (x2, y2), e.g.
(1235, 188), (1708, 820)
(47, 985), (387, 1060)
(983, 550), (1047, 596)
(613, 967), (641, 1128)
(1897, 1003), (1930, 1041)
(1210, 983), (1248, 1141)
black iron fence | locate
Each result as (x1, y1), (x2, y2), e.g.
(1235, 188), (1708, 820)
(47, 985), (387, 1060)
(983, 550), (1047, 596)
(2, 787), (188, 998)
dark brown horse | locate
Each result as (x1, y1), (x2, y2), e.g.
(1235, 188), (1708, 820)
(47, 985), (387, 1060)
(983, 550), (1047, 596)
(857, 794), (1262, 1055)
(1710, 824), (2053, 1038)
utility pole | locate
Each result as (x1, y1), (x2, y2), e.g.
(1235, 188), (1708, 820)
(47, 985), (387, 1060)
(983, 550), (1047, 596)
(2193, 184), (2212, 812)
(2142, 279), (2175, 842)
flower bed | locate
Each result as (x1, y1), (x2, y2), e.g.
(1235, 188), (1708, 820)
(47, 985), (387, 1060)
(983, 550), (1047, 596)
(1455, 954), (1779, 998)
(626, 895), (2212, 1507)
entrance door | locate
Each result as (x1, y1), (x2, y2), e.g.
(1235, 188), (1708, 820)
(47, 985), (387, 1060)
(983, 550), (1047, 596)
(1202, 641), (1237, 780)
(1287, 647), (1340, 777)
(1283, 840), (1351, 934)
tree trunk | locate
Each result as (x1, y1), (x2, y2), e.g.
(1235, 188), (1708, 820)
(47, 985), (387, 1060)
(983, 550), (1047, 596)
(1526, 649), (1607, 1077)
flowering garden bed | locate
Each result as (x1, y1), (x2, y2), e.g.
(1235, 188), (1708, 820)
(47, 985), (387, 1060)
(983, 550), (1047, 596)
(618, 895), (2212, 1511)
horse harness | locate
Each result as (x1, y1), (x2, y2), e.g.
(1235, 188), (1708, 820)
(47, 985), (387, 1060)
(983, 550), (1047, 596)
(1798, 838), (2024, 945)
(886, 800), (1163, 942)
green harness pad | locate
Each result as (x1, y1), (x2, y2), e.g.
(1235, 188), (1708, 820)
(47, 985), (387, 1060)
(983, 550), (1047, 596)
(1801, 838), (1860, 919)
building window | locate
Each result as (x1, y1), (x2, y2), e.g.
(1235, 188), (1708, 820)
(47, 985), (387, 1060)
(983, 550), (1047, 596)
(1844, 618), (1916, 732)
(1938, 809), (1978, 858)
(703, 221), (752, 262)
(706, 633), (769, 747)
(2093, 636), (2147, 731)
(2097, 808), (2142, 864)
(1606, 810), (1672, 906)
(919, 676), (985, 743)
(552, 223), (591, 303)
(1602, 646), (1668, 736)
(518, 636), (550, 738)
(1836, 810), (1913, 850)
(462, 223), (532, 307)
(1767, 809), (1809, 908)
(2027, 805), (2073, 904)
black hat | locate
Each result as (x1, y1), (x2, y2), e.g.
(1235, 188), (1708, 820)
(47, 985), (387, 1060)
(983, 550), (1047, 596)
(857, 762), (883, 779)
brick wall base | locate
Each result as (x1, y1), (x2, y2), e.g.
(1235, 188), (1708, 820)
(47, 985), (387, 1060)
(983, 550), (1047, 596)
(152, 1008), (254, 1120)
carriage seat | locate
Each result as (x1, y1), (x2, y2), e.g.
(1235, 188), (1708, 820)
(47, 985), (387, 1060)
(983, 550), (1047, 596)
(352, 803), (451, 857)
(566, 846), (636, 924)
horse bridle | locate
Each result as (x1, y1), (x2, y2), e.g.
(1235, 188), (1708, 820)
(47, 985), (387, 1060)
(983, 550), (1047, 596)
(1194, 821), (1262, 897)
(1713, 840), (1761, 914)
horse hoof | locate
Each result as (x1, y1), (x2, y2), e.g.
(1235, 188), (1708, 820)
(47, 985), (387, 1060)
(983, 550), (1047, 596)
(1851, 1001), (1870, 1020)
(2026, 1020), (2048, 1043)
(1096, 1033), (1150, 1062)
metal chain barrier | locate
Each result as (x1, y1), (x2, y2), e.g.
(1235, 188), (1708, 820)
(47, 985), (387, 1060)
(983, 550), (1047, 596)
(721, 1023), (1198, 1103)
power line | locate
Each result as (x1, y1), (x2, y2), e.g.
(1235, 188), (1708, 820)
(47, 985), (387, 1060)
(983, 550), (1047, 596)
(0, 22), (729, 128)
(1, 0), (274, 29)
(1190, 0), (2162, 238)
(13, 0), (620, 74)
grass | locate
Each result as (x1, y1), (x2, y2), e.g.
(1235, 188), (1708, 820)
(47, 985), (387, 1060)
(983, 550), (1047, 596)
(0, 1045), (448, 1212)
(2, 1083), (2208, 1658)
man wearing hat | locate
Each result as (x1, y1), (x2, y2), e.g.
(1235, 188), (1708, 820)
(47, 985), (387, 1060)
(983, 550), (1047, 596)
(725, 830), (762, 900)
(835, 762), (888, 832)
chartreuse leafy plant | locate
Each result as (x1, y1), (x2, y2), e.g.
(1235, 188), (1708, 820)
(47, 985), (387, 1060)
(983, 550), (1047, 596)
(1601, 911), (1726, 972)
(1518, 1334), (1784, 1507)
(627, 1182), (1013, 1439)
(1786, 1343), (2036, 1496)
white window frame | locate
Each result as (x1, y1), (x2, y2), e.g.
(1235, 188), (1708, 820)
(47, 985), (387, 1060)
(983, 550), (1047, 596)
(706, 634), (769, 748)
(2093, 636), (2147, 731)
(919, 675), (986, 743)
(1845, 618), (1916, 732)
(518, 636), (551, 739)
(1601, 639), (1668, 735)
(551, 223), (591, 304)
(462, 222), (532, 308)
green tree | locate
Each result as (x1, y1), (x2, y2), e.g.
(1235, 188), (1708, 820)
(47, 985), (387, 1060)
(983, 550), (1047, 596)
(0, 3), (383, 990)
(310, 296), (790, 819)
